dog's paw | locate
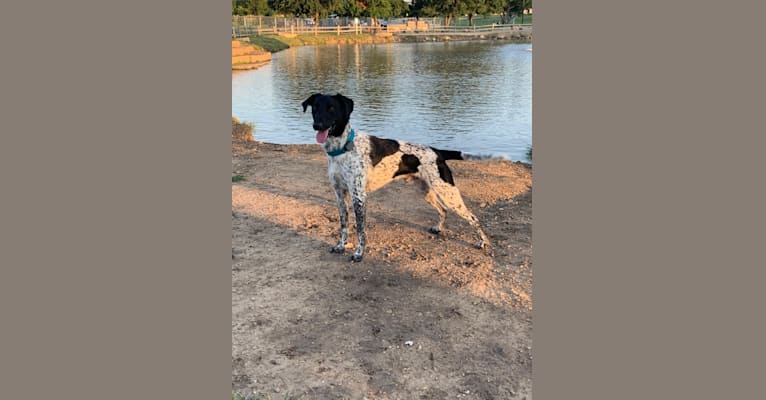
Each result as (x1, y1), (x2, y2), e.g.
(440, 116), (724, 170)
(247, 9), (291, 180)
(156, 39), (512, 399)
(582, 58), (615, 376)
(330, 244), (345, 254)
(476, 240), (491, 250)
(428, 226), (441, 234)
(350, 253), (364, 262)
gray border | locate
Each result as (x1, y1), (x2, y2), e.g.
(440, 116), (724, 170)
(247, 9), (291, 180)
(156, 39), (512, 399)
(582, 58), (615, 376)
(3, 1), (765, 399)
(0, 2), (231, 399)
(534, 1), (765, 399)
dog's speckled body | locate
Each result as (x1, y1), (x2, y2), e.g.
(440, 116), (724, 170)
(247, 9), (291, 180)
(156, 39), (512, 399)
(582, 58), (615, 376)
(303, 93), (489, 262)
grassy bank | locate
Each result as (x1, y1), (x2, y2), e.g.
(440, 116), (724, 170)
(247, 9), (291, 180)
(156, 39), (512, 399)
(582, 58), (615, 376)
(246, 35), (290, 52)
(248, 33), (396, 53)
(232, 117), (254, 142)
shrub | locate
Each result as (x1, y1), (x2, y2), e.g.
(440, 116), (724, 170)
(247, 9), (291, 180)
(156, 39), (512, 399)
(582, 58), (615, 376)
(232, 117), (254, 142)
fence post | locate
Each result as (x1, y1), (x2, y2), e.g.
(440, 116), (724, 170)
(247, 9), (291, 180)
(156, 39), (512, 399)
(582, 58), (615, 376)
(337, 24), (340, 36)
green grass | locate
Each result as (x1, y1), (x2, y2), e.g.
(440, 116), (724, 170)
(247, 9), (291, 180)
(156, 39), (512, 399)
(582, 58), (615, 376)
(248, 33), (390, 52)
(247, 35), (290, 52)
(232, 174), (246, 182)
(526, 146), (532, 162)
(283, 33), (376, 46)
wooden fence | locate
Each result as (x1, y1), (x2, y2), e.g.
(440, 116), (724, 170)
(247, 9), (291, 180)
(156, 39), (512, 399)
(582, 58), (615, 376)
(233, 23), (376, 37)
(232, 16), (531, 38)
(409, 24), (533, 34)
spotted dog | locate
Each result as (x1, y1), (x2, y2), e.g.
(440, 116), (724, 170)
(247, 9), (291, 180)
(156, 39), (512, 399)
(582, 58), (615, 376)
(302, 93), (490, 262)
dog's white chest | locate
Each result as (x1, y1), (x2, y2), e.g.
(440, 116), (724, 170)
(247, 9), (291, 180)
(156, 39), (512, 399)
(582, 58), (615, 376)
(327, 155), (358, 190)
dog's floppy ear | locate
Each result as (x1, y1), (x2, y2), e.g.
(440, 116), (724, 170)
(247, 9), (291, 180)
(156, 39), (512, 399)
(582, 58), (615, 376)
(334, 93), (354, 117)
(301, 93), (321, 113)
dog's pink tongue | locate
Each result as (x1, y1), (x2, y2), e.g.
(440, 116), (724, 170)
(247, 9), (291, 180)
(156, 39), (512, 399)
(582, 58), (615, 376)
(316, 128), (330, 144)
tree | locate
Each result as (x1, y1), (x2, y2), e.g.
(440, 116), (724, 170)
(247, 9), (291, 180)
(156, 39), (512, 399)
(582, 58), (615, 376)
(410, 0), (502, 27)
(410, 0), (441, 21)
(233, 0), (249, 15)
(340, 0), (364, 17)
(410, 0), (464, 27)
(232, 0), (273, 15)
(270, 0), (337, 20)
(249, 0), (271, 15)
(361, 0), (409, 19)
(237, 0), (409, 18)
(464, 0), (504, 26)
(505, 0), (532, 23)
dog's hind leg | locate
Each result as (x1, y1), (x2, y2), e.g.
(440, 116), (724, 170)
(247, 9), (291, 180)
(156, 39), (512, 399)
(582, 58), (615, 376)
(432, 184), (490, 249)
(424, 190), (447, 234)
(330, 187), (349, 254)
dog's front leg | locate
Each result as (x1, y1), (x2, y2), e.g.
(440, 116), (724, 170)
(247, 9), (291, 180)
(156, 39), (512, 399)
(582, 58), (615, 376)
(330, 187), (349, 253)
(350, 190), (367, 262)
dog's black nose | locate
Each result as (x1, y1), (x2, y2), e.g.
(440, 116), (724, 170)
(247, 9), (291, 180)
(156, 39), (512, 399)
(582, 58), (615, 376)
(312, 123), (324, 130)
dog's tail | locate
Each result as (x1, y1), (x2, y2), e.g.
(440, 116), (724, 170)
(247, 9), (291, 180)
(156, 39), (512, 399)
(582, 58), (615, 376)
(430, 147), (464, 161)
(431, 147), (510, 161)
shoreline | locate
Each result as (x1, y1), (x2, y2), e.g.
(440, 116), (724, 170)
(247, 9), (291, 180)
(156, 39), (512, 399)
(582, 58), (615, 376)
(269, 32), (531, 48)
(233, 32), (531, 70)
(248, 139), (531, 165)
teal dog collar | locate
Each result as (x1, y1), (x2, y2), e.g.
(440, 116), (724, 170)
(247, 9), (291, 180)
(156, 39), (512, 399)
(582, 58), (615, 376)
(326, 128), (355, 157)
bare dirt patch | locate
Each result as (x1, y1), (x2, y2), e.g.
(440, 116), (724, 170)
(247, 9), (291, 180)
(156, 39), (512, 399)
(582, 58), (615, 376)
(232, 138), (532, 399)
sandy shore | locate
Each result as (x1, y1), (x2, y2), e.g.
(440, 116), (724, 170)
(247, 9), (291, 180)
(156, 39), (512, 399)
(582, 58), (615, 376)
(232, 137), (533, 399)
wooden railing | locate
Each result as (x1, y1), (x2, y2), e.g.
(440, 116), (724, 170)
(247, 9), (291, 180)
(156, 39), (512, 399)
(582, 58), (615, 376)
(233, 24), (376, 38)
(232, 23), (532, 38)
(232, 15), (532, 38)
(398, 24), (532, 35)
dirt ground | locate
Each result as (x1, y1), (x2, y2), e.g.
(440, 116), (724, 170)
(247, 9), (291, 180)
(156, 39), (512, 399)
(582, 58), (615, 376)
(232, 137), (532, 400)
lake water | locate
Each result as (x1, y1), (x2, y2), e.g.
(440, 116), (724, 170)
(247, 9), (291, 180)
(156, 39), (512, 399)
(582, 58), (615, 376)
(232, 41), (532, 161)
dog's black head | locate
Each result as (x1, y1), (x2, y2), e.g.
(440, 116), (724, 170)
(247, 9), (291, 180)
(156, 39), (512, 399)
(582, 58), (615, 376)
(301, 93), (354, 144)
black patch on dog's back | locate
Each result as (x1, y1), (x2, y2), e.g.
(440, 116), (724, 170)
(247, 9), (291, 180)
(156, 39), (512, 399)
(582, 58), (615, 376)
(393, 154), (421, 178)
(368, 136), (400, 166)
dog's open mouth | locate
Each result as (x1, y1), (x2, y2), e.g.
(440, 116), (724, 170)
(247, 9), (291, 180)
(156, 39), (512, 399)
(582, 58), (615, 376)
(315, 126), (332, 144)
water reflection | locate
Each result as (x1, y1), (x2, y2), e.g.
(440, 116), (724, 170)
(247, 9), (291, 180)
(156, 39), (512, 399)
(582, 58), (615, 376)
(232, 41), (531, 160)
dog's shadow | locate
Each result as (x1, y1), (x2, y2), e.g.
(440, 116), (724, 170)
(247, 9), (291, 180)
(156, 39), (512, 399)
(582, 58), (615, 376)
(243, 179), (487, 252)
